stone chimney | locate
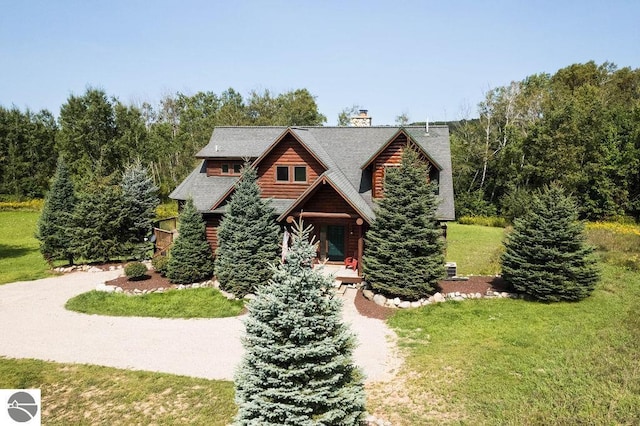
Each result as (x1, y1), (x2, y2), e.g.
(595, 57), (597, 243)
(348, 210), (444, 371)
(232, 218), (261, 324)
(350, 109), (372, 127)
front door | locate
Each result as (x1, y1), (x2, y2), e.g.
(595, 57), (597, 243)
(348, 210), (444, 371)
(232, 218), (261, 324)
(326, 225), (345, 261)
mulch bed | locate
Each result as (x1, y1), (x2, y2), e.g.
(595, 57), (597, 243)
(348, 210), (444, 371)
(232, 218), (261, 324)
(353, 276), (512, 320)
(104, 266), (510, 320)
(105, 272), (176, 292)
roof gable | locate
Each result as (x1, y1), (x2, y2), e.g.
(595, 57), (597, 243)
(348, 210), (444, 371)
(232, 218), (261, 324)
(360, 128), (443, 171)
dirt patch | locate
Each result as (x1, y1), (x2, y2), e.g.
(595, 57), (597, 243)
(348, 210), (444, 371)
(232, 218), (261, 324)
(354, 289), (395, 320)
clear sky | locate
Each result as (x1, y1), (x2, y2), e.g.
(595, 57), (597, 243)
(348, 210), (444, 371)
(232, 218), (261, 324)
(1, 0), (639, 125)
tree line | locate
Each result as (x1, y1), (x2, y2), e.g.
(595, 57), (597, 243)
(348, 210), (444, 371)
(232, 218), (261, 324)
(0, 87), (326, 199)
(451, 61), (640, 221)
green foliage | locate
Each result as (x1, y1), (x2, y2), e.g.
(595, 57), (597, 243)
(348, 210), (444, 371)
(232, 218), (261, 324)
(0, 199), (44, 211)
(451, 61), (640, 221)
(457, 216), (507, 228)
(363, 148), (445, 300)
(120, 160), (159, 260)
(124, 262), (148, 280)
(501, 185), (599, 301)
(215, 166), (279, 297)
(151, 254), (169, 276)
(65, 288), (244, 318)
(0, 211), (55, 284)
(166, 199), (214, 284)
(454, 189), (497, 218)
(36, 157), (76, 265)
(235, 220), (365, 425)
(70, 180), (129, 262)
(0, 106), (57, 199)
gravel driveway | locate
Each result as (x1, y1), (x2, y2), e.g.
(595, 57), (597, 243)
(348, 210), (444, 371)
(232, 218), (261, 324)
(0, 271), (401, 382)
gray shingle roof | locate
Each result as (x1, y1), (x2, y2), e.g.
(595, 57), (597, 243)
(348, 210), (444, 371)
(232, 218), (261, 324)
(172, 126), (455, 220)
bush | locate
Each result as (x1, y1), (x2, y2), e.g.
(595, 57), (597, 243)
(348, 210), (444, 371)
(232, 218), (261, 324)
(458, 216), (508, 228)
(124, 262), (148, 281)
(0, 199), (44, 211)
(151, 255), (169, 276)
(455, 190), (497, 218)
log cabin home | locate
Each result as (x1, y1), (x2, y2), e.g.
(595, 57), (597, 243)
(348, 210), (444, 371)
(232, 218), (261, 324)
(170, 115), (455, 277)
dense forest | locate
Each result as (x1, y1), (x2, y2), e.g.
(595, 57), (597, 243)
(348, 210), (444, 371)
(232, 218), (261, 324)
(1, 61), (639, 221)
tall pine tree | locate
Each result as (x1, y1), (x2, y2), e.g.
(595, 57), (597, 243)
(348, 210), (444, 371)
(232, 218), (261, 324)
(71, 180), (129, 263)
(234, 220), (365, 425)
(363, 148), (444, 300)
(215, 165), (279, 297)
(121, 160), (159, 259)
(166, 199), (215, 284)
(36, 157), (76, 265)
(501, 184), (599, 301)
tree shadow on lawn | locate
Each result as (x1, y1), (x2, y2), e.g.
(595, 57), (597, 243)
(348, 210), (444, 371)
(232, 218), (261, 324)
(0, 243), (34, 259)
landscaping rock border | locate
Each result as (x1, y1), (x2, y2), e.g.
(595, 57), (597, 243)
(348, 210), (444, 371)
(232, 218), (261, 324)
(362, 281), (521, 309)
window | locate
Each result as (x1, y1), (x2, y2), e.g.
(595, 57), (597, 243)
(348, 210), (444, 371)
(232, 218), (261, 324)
(221, 163), (242, 175)
(294, 166), (307, 182)
(276, 166), (289, 182)
(275, 165), (308, 183)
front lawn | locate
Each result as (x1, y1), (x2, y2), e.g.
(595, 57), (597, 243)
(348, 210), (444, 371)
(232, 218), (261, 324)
(367, 223), (640, 424)
(0, 357), (235, 425)
(66, 288), (245, 318)
(0, 211), (54, 284)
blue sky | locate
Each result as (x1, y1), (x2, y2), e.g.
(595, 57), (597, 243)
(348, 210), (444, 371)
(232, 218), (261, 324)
(1, 0), (639, 125)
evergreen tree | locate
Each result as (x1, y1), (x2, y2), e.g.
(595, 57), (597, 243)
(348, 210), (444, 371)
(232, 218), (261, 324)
(121, 160), (160, 258)
(215, 166), (279, 297)
(234, 220), (365, 425)
(363, 148), (444, 300)
(501, 184), (599, 301)
(71, 180), (129, 262)
(36, 157), (76, 265)
(166, 199), (214, 284)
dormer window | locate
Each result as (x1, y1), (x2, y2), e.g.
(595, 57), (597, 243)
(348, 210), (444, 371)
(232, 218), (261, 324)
(276, 165), (307, 183)
(221, 163), (242, 175)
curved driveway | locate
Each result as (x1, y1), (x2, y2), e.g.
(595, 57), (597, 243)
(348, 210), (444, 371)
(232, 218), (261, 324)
(0, 271), (401, 382)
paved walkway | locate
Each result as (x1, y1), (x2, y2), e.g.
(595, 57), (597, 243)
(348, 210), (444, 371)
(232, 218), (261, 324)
(0, 271), (401, 382)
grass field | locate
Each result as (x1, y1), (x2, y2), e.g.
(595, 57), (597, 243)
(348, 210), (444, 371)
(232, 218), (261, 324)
(66, 288), (245, 318)
(445, 222), (505, 275)
(0, 357), (235, 425)
(0, 211), (54, 284)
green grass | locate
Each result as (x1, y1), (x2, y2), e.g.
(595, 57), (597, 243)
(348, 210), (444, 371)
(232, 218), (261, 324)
(0, 357), (236, 425)
(0, 211), (54, 284)
(66, 288), (245, 318)
(446, 222), (505, 275)
(367, 225), (640, 424)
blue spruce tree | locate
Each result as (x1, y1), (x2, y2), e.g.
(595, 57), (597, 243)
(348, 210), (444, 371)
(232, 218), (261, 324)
(235, 220), (365, 425)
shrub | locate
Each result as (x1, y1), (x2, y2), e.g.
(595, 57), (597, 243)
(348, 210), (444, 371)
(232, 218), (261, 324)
(124, 262), (148, 281)
(151, 255), (169, 276)
(458, 216), (508, 228)
(0, 199), (44, 211)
